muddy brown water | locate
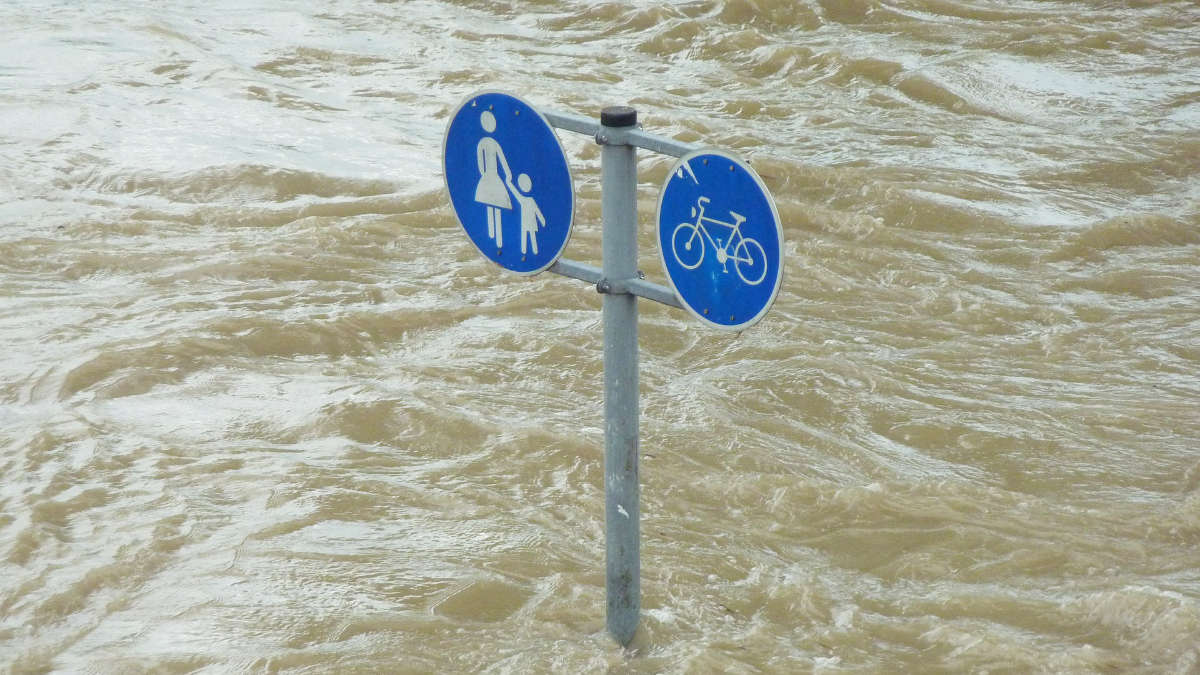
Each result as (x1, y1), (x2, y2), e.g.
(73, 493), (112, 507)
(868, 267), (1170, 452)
(2, 0), (1199, 672)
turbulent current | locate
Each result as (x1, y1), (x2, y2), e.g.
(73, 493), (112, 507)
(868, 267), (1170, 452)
(2, 0), (1199, 671)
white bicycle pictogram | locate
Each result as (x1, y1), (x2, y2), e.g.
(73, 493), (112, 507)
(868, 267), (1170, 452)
(671, 196), (768, 285)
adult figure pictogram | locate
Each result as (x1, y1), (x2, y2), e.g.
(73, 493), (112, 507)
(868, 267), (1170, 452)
(443, 91), (575, 275)
(474, 110), (513, 249)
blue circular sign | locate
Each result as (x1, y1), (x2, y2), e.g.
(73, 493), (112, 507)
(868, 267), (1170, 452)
(443, 91), (574, 275)
(657, 150), (783, 330)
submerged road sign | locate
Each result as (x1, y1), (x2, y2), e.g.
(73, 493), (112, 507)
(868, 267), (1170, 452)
(657, 149), (783, 330)
(442, 93), (786, 647)
(443, 91), (575, 275)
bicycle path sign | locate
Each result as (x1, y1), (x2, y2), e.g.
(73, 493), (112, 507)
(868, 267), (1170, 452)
(441, 96), (789, 647)
(657, 149), (783, 330)
(443, 91), (575, 275)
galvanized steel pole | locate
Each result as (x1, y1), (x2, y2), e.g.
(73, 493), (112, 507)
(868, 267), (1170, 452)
(599, 105), (640, 647)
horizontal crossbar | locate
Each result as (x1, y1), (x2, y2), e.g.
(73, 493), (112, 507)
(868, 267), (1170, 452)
(543, 111), (698, 158)
(549, 258), (683, 309)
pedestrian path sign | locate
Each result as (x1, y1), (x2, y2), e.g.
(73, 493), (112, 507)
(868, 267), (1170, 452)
(443, 91), (575, 275)
(441, 99), (788, 648)
(656, 149), (783, 330)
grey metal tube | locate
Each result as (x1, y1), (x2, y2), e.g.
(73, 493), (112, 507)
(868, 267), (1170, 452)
(600, 106), (640, 647)
(549, 258), (604, 285)
(542, 110), (599, 137)
(549, 258), (683, 310)
(544, 109), (698, 158)
(606, 276), (683, 310)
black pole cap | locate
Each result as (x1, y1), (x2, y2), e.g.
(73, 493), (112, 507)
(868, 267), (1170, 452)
(600, 106), (637, 127)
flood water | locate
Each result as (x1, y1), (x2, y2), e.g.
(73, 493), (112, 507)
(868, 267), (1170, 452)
(2, 0), (1199, 671)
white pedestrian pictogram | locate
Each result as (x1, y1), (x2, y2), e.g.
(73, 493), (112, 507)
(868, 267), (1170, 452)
(472, 110), (548, 254)
(511, 173), (546, 255)
(474, 110), (513, 249)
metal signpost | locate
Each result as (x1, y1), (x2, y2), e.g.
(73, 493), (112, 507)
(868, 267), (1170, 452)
(443, 91), (783, 647)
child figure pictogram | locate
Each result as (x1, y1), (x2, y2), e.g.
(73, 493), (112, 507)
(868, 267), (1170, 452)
(509, 173), (546, 255)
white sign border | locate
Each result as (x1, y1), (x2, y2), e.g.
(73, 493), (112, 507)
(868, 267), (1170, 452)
(442, 89), (576, 277)
(655, 148), (784, 331)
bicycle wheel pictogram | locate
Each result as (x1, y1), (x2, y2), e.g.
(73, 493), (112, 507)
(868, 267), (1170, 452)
(734, 237), (767, 285)
(671, 222), (705, 269)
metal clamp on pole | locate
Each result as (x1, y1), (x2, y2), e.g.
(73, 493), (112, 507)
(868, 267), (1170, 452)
(544, 109), (698, 158)
(596, 275), (683, 310)
(550, 259), (683, 309)
(595, 107), (636, 148)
